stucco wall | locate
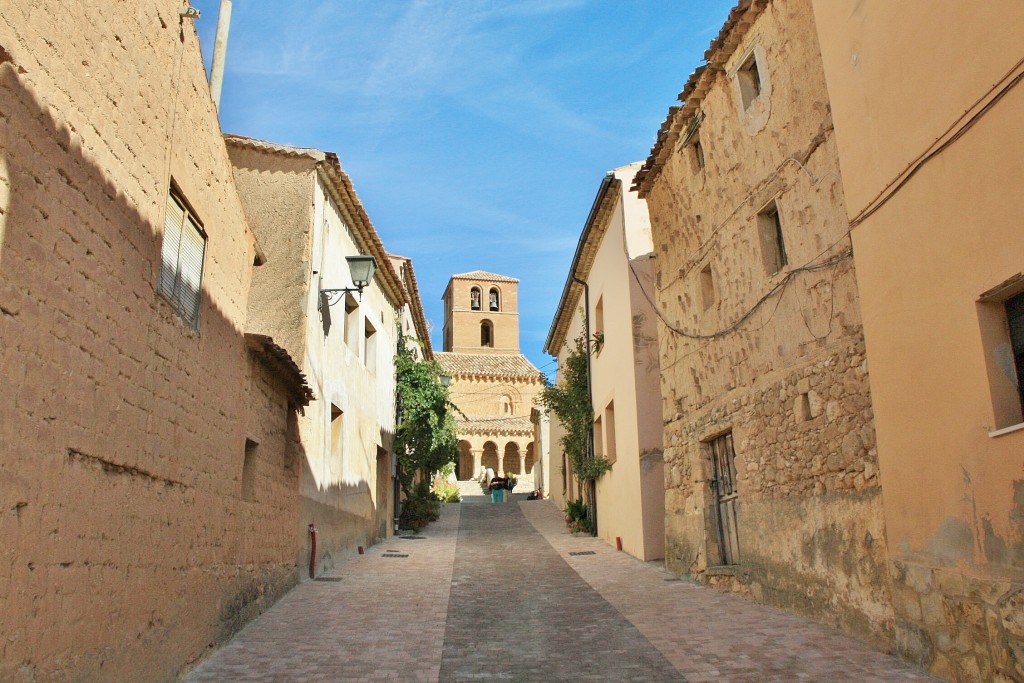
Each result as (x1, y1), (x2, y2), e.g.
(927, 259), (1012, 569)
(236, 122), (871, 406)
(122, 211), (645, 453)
(811, 2), (1024, 678)
(0, 2), (297, 680)
(644, 0), (892, 645)
(227, 150), (399, 578)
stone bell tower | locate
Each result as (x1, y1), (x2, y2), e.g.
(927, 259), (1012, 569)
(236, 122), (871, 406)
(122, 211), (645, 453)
(437, 270), (543, 481)
(441, 270), (520, 355)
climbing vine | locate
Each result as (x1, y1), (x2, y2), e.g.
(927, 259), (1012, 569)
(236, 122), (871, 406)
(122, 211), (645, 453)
(394, 337), (459, 494)
(539, 330), (610, 483)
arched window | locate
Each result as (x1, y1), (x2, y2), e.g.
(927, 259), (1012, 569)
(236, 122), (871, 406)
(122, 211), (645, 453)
(470, 287), (481, 310)
(489, 287), (500, 311)
(500, 395), (513, 415)
(480, 320), (493, 347)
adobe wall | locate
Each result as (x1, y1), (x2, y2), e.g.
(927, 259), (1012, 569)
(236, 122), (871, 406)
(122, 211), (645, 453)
(0, 2), (296, 680)
(644, 0), (893, 646)
(227, 145), (316, 361)
(812, 2), (1024, 678)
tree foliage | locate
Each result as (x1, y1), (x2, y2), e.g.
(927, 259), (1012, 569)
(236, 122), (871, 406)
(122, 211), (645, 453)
(539, 331), (610, 482)
(394, 338), (459, 493)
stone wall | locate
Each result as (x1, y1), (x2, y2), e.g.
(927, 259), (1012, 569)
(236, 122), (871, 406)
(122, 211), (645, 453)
(643, 0), (894, 647)
(0, 2), (298, 680)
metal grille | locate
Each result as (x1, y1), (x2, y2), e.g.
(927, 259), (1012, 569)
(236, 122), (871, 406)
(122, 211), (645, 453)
(314, 577), (343, 582)
(400, 536), (426, 540)
(382, 553), (409, 558)
(568, 551), (596, 556)
(710, 432), (741, 566)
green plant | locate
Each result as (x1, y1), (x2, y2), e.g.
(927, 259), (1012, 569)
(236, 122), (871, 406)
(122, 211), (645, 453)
(394, 336), (459, 495)
(564, 499), (591, 534)
(433, 480), (461, 503)
(540, 331), (611, 483)
(400, 478), (442, 530)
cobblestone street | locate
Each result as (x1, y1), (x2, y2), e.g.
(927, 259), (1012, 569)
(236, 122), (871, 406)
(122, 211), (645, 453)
(185, 494), (938, 682)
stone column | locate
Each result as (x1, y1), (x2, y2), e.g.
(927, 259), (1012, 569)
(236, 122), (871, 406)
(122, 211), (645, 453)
(519, 453), (526, 477)
(472, 449), (483, 479)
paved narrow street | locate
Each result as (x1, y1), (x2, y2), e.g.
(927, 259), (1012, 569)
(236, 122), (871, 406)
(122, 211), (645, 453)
(185, 493), (937, 682)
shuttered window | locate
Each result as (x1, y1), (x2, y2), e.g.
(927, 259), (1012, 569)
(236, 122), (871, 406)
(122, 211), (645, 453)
(158, 190), (206, 329)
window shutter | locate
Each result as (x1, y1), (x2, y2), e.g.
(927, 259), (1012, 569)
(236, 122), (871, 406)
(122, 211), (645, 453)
(176, 216), (206, 327)
(159, 197), (185, 299)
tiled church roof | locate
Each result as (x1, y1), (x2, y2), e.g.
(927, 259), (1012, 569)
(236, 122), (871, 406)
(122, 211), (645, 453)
(451, 270), (519, 283)
(456, 415), (534, 436)
(436, 352), (543, 380)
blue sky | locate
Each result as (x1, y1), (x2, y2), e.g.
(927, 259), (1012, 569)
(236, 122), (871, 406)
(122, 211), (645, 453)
(191, 0), (735, 376)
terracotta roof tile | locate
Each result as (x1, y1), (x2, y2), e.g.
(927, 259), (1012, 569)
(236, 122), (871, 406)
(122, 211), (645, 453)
(633, 0), (768, 197)
(451, 270), (519, 283)
(456, 415), (534, 436)
(245, 333), (315, 406)
(436, 352), (543, 380)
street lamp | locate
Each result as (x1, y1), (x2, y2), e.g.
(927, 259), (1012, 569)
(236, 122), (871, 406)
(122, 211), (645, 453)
(319, 255), (378, 309)
(439, 374), (452, 388)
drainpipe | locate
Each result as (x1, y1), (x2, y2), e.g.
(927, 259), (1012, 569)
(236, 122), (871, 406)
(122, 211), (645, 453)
(308, 523), (317, 579)
(209, 0), (232, 111)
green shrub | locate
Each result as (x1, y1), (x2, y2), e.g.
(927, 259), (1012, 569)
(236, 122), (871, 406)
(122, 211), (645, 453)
(433, 481), (461, 503)
(564, 499), (591, 534)
(400, 479), (442, 530)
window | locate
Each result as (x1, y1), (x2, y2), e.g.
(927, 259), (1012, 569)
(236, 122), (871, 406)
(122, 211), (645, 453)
(693, 138), (705, 171)
(1009, 292), (1024, 413)
(593, 414), (604, 458)
(344, 294), (359, 349)
(594, 295), (605, 346)
(500, 395), (513, 415)
(481, 320), (493, 347)
(241, 437), (258, 501)
(758, 201), (788, 275)
(159, 187), (206, 328)
(470, 287), (481, 310)
(330, 404), (343, 464)
(979, 277), (1024, 430)
(737, 51), (762, 111)
(364, 317), (377, 373)
(700, 264), (715, 311)
(603, 401), (617, 465)
(489, 287), (500, 311)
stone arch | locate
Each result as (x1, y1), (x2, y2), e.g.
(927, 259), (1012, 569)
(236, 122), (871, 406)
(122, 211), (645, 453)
(480, 319), (494, 347)
(503, 442), (521, 474)
(489, 286), (500, 311)
(525, 441), (536, 473)
(500, 394), (513, 415)
(481, 441), (499, 474)
(457, 440), (474, 481)
(470, 286), (481, 310)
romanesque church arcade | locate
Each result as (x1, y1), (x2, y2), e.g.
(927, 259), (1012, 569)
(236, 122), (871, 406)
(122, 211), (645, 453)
(457, 438), (536, 480)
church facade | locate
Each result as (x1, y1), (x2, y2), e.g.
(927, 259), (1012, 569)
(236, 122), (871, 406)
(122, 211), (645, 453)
(436, 271), (544, 481)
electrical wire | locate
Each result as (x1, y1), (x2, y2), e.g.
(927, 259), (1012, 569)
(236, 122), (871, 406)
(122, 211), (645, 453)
(848, 55), (1024, 230)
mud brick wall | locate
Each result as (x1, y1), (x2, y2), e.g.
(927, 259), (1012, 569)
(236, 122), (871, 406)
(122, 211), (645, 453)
(643, 0), (895, 648)
(0, 2), (297, 680)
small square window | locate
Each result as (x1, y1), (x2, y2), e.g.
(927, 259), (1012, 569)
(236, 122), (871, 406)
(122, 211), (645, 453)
(241, 437), (258, 502)
(758, 201), (788, 275)
(330, 404), (344, 464)
(978, 276), (1024, 430)
(159, 188), (206, 328)
(604, 401), (617, 465)
(700, 264), (716, 311)
(737, 52), (762, 111)
(344, 294), (359, 349)
(364, 318), (377, 373)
